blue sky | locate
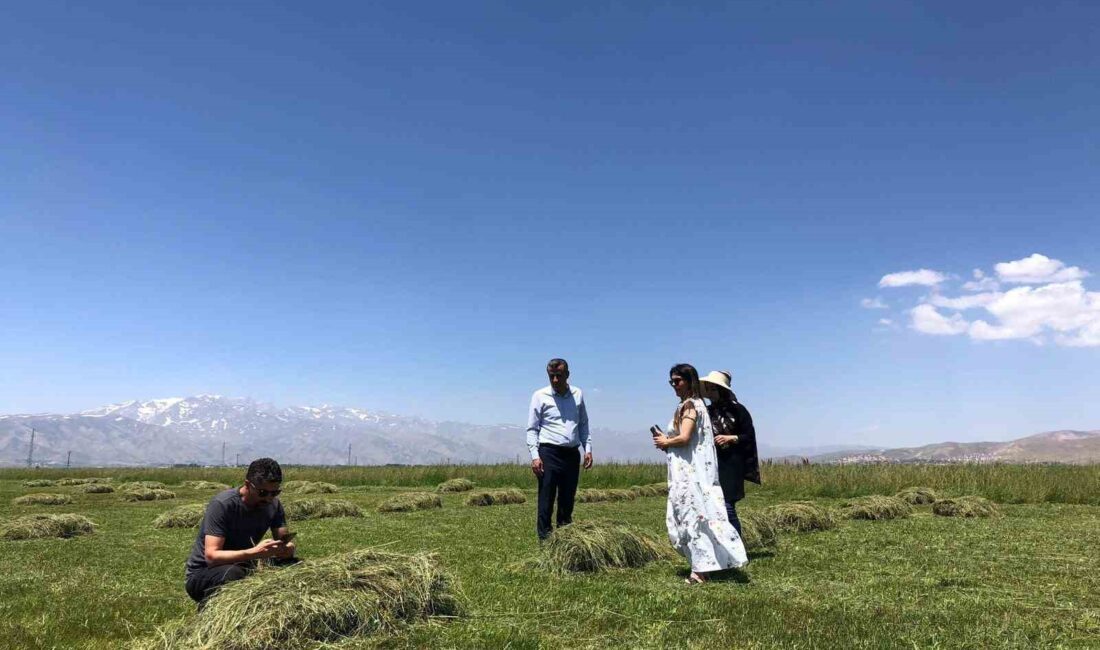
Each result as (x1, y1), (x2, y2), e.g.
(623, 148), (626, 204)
(2, 1), (1098, 448)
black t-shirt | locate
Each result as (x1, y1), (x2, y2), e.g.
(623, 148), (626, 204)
(185, 487), (286, 578)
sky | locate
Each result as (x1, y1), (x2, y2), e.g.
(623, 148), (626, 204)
(2, 1), (1099, 449)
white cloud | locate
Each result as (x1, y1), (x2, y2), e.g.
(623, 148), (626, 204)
(861, 297), (888, 309)
(879, 269), (947, 288)
(961, 269), (999, 292)
(910, 304), (969, 335)
(927, 292), (1000, 310)
(994, 253), (1089, 284)
(878, 318), (894, 326)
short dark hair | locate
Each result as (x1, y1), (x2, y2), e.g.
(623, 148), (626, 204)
(246, 458), (283, 485)
(669, 363), (703, 400)
(547, 358), (569, 372)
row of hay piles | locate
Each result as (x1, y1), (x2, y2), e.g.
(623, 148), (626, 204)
(465, 489), (526, 507)
(153, 504), (207, 529)
(531, 520), (671, 574)
(378, 493), (443, 513)
(895, 486), (939, 505)
(629, 483), (669, 497)
(78, 483), (115, 494)
(122, 488), (177, 502)
(182, 480), (230, 490)
(436, 478), (475, 493)
(118, 481), (167, 491)
(22, 479), (56, 487)
(932, 496), (1000, 518)
(12, 493), (73, 506)
(284, 499), (364, 521)
(739, 511), (780, 551)
(841, 495), (913, 521)
(132, 549), (462, 650)
(57, 477), (113, 486)
(761, 501), (837, 533)
(282, 480), (339, 494)
(1, 513), (96, 540)
(576, 489), (637, 503)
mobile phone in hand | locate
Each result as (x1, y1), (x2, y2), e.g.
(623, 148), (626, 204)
(650, 425), (664, 437)
(280, 532), (297, 543)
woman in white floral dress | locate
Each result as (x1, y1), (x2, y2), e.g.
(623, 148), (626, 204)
(652, 363), (748, 584)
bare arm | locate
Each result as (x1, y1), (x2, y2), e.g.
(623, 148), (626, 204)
(203, 534), (284, 567)
(656, 402), (697, 449)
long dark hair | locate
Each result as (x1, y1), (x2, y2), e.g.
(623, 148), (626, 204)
(669, 363), (702, 401)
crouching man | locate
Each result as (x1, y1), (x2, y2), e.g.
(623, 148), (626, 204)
(184, 457), (298, 604)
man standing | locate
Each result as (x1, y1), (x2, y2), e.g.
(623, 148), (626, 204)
(184, 457), (298, 604)
(526, 358), (593, 540)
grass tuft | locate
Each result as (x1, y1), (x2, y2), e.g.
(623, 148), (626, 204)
(0, 513), (96, 540)
(895, 486), (939, 505)
(181, 481), (230, 490)
(436, 478), (476, 493)
(378, 492), (443, 513)
(118, 481), (167, 491)
(121, 488), (177, 502)
(932, 496), (1000, 518)
(465, 489), (527, 507)
(283, 499), (364, 521)
(841, 495), (913, 521)
(762, 501), (837, 532)
(529, 520), (672, 574)
(22, 479), (57, 487)
(577, 489), (637, 503)
(152, 504), (207, 529)
(739, 510), (780, 551)
(131, 548), (462, 649)
(282, 480), (339, 494)
(628, 483), (669, 497)
(13, 493), (74, 506)
(77, 483), (115, 494)
(56, 477), (113, 486)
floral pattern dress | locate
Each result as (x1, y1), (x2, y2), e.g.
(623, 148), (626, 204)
(664, 398), (749, 572)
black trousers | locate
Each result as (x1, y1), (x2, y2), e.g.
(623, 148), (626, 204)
(537, 443), (581, 539)
(185, 557), (301, 604)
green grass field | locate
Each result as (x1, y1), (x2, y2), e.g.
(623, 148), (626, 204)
(1, 464), (1098, 649)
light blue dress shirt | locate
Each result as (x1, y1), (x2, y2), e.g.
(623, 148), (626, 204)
(525, 385), (591, 460)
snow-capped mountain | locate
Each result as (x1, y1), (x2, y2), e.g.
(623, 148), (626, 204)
(0, 395), (657, 467)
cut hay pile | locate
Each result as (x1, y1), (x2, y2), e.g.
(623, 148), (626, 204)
(118, 481), (167, 491)
(465, 489), (527, 507)
(841, 495), (913, 521)
(530, 520), (671, 574)
(895, 487), (939, 505)
(12, 493), (73, 506)
(153, 503), (207, 529)
(932, 496), (1000, 518)
(0, 513), (96, 540)
(762, 501), (837, 533)
(436, 478), (476, 493)
(132, 549), (462, 650)
(576, 489), (637, 503)
(122, 488), (177, 502)
(22, 479), (56, 487)
(378, 492), (443, 513)
(182, 480), (231, 490)
(629, 483), (669, 497)
(739, 511), (780, 551)
(284, 499), (364, 521)
(282, 480), (339, 494)
(77, 483), (115, 494)
(57, 477), (113, 486)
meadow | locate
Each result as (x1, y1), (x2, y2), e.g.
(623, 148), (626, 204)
(0, 463), (1098, 649)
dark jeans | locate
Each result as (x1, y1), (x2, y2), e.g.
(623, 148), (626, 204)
(185, 557), (301, 604)
(724, 500), (743, 539)
(537, 443), (581, 540)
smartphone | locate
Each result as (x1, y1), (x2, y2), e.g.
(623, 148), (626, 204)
(280, 532), (297, 543)
(650, 424), (664, 437)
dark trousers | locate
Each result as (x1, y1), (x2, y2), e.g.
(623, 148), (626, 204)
(537, 443), (581, 540)
(724, 500), (743, 539)
(185, 557), (301, 604)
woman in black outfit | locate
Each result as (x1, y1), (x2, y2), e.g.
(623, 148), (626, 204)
(699, 370), (761, 537)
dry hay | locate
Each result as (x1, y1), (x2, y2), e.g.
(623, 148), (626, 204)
(436, 478), (476, 493)
(118, 481), (168, 491)
(629, 483), (669, 497)
(182, 480), (231, 490)
(77, 483), (115, 494)
(22, 479), (56, 487)
(840, 495), (913, 521)
(529, 520), (672, 574)
(739, 510), (780, 551)
(131, 549), (462, 650)
(0, 513), (96, 540)
(465, 489), (527, 507)
(378, 492), (443, 513)
(762, 501), (837, 533)
(932, 496), (1000, 518)
(153, 503), (207, 529)
(576, 489), (637, 503)
(122, 488), (177, 502)
(284, 499), (364, 521)
(282, 480), (339, 494)
(57, 477), (113, 486)
(895, 487), (939, 505)
(12, 493), (74, 506)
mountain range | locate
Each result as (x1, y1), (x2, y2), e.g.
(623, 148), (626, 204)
(1, 395), (1097, 466)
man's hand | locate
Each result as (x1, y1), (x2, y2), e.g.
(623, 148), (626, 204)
(273, 540), (296, 559)
(583, 452), (593, 470)
(531, 458), (544, 477)
(250, 539), (285, 559)
(715, 434), (737, 448)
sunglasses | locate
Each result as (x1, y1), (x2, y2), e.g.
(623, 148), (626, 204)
(548, 372), (567, 379)
(248, 481), (281, 498)
(668, 377), (685, 386)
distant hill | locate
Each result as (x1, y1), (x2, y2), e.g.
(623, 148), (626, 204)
(813, 430), (1100, 465)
